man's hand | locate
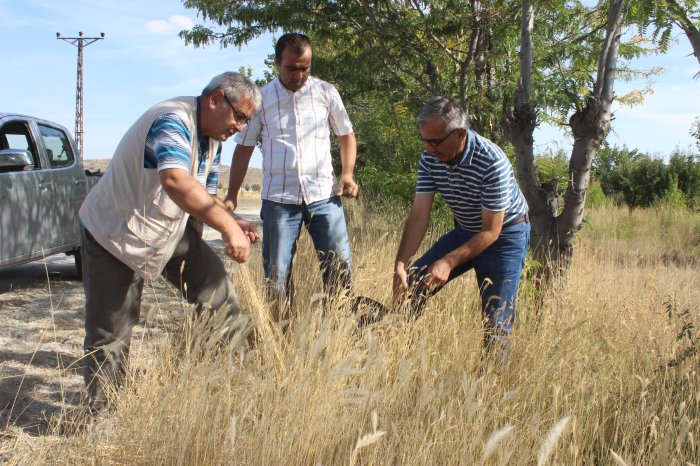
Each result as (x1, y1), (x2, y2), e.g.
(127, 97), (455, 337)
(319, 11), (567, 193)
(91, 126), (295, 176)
(235, 216), (260, 244)
(223, 196), (237, 213)
(392, 262), (409, 304)
(338, 173), (359, 198)
(222, 227), (251, 263)
(423, 258), (452, 290)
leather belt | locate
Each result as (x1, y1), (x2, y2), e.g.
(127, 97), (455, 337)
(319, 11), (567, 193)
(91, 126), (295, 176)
(503, 213), (528, 228)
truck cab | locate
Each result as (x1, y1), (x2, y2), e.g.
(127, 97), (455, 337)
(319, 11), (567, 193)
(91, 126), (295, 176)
(0, 113), (98, 275)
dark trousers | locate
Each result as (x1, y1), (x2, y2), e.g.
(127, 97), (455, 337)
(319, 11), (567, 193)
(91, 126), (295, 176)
(81, 220), (240, 405)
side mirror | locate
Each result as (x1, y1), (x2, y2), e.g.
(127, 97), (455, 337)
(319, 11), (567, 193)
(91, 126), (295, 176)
(0, 149), (35, 172)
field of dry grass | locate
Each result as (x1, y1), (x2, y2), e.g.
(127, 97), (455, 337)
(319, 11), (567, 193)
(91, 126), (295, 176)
(1, 200), (698, 464)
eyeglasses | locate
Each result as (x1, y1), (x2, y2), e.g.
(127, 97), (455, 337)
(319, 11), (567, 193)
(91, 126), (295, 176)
(223, 94), (251, 126)
(420, 128), (458, 147)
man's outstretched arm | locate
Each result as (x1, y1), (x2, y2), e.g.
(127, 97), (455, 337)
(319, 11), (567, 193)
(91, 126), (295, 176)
(160, 168), (250, 263)
(393, 193), (434, 299)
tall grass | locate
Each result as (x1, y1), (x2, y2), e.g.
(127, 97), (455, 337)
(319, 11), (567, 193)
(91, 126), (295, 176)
(5, 202), (699, 464)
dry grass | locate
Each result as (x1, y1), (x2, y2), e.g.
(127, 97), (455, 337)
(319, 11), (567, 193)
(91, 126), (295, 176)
(3, 202), (699, 465)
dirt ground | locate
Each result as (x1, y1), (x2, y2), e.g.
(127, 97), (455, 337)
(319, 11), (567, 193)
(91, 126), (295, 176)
(0, 206), (262, 445)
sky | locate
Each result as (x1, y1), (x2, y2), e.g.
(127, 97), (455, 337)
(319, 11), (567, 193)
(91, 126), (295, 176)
(1, 0), (698, 169)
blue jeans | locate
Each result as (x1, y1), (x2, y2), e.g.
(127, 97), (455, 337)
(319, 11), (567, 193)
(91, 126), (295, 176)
(261, 197), (352, 307)
(408, 219), (530, 349)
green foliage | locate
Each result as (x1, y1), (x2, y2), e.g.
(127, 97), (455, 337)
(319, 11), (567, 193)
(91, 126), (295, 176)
(349, 94), (424, 206)
(251, 184), (261, 192)
(663, 298), (699, 369)
(179, 0), (638, 144)
(179, 0), (684, 271)
(592, 144), (644, 196)
(592, 144), (700, 210)
(618, 154), (672, 209)
(534, 148), (569, 197)
(692, 116), (700, 150)
(655, 177), (689, 209)
(668, 149), (700, 207)
(630, 0), (700, 57)
(586, 179), (607, 208)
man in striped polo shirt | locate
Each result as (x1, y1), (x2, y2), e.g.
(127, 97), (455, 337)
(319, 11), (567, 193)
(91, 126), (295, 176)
(226, 33), (357, 319)
(393, 97), (530, 355)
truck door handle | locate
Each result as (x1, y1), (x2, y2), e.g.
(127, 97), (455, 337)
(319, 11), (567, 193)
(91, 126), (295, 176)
(39, 182), (51, 191)
(73, 178), (85, 185)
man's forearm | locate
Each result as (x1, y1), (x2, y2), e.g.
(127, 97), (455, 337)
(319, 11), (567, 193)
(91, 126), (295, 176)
(160, 170), (242, 237)
(441, 230), (500, 269)
(338, 133), (357, 176)
(227, 145), (255, 203)
(395, 213), (429, 268)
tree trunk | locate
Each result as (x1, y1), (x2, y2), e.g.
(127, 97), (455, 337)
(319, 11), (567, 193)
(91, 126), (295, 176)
(557, 0), (631, 273)
(507, 0), (631, 288)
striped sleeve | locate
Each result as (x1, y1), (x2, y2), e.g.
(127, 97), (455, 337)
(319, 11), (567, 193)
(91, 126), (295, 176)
(416, 153), (436, 194)
(205, 143), (222, 194)
(480, 146), (513, 211)
(146, 113), (193, 172)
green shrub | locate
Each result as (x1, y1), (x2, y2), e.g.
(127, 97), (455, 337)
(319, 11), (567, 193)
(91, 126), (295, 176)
(585, 179), (607, 208)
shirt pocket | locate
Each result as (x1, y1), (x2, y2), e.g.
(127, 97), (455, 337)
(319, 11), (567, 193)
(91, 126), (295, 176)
(300, 110), (329, 139)
(127, 191), (180, 248)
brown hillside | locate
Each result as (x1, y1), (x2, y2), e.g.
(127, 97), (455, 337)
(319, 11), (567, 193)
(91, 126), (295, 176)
(82, 160), (263, 191)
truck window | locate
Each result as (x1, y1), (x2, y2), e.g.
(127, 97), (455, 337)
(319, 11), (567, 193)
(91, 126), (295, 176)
(38, 124), (75, 168)
(0, 122), (40, 169)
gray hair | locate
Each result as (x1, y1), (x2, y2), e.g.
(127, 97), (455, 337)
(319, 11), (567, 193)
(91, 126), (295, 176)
(417, 96), (469, 132)
(202, 72), (261, 109)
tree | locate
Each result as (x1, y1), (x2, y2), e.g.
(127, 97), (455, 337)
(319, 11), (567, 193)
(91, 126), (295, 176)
(180, 0), (652, 283)
(593, 144), (645, 195)
(505, 0), (635, 282)
(668, 149), (700, 205)
(617, 154), (673, 210)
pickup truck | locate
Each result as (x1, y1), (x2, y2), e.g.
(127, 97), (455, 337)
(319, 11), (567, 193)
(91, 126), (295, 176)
(0, 113), (102, 277)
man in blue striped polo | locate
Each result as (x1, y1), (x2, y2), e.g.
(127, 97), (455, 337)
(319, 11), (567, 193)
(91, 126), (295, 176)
(393, 96), (530, 354)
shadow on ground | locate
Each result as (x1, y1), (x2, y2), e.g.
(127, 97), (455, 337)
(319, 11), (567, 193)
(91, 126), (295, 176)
(0, 350), (85, 436)
(0, 255), (80, 293)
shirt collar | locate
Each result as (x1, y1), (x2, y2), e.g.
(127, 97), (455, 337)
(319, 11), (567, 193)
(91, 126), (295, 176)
(195, 96), (202, 138)
(195, 97), (209, 156)
(275, 76), (312, 94)
(455, 129), (475, 166)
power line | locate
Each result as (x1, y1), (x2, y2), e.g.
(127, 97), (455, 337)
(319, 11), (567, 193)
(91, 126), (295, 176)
(57, 31), (105, 158)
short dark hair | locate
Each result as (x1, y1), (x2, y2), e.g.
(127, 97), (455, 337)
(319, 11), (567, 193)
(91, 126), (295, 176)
(275, 33), (312, 62)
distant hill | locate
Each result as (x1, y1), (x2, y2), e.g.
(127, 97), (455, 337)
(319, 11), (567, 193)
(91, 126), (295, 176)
(83, 159), (263, 191)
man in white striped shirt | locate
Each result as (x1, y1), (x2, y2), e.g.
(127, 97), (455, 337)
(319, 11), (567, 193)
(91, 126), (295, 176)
(393, 97), (530, 357)
(226, 33), (357, 318)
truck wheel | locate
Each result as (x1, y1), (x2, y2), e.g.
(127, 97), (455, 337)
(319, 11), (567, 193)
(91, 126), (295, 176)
(74, 249), (83, 281)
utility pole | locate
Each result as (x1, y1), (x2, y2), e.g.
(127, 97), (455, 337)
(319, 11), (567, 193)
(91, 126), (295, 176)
(57, 31), (105, 158)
